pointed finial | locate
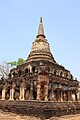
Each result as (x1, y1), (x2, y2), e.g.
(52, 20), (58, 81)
(36, 17), (45, 38)
(40, 17), (42, 23)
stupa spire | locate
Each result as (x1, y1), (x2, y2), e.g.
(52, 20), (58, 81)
(40, 17), (42, 23)
(27, 17), (56, 63)
(36, 17), (45, 38)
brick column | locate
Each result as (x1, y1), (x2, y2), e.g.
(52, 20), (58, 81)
(77, 92), (80, 101)
(9, 88), (14, 100)
(37, 81), (41, 100)
(67, 90), (71, 101)
(51, 89), (56, 101)
(44, 82), (48, 101)
(63, 92), (67, 101)
(72, 93), (76, 101)
(70, 91), (73, 101)
(20, 80), (25, 100)
(57, 89), (61, 102)
(29, 82), (33, 100)
(9, 83), (15, 100)
(2, 84), (6, 100)
(20, 87), (25, 100)
(77, 86), (80, 101)
(60, 91), (63, 102)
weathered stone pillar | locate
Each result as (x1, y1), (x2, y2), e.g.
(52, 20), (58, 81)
(20, 80), (25, 100)
(20, 87), (25, 100)
(50, 89), (56, 101)
(72, 93), (76, 101)
(57, 89), (61, 102)
(44, 82), (48, 101)
(70, 91), (73, 101)
(60, 91), (63, 102)
(63, 91), (67, 101)
(77, 85), (80, 101)
(9, 88), (14, 100)
(2, 84), (6, 100)
(67, 90), (71, 101)
(29, 82), (33, 100)
(77, 92), (80, 101)
(59, 84), (63, 102)
(37, 81), (41, 100)
(9, 83), (15, 100)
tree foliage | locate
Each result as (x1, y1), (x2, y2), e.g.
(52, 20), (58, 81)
(0, 58), (26, 79)
(8, 58), (26, 67)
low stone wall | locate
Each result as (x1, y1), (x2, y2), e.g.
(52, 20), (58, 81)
(0, 100), (80, 119)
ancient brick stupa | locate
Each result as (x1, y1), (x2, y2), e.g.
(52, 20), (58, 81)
(0, 17), (80, 102)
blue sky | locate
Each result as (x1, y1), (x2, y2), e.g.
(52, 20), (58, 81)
(0, 0), (80, 80)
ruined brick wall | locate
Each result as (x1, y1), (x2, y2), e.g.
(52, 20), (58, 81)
(0, 101), (80, 119)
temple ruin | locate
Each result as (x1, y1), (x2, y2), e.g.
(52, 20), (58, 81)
(0, 17), (80, 102)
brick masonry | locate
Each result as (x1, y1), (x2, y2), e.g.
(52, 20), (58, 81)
(0, 101), (80, 119)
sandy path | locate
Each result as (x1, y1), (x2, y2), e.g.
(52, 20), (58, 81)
(50, 114), (80, 120)
(0, 110), (80, 120)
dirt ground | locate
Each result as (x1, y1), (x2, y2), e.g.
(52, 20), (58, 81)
(49, 114), (80, 120)
(0, 110), (80, 120)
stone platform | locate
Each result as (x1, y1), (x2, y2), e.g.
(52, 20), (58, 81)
(0, 100), (80, 119)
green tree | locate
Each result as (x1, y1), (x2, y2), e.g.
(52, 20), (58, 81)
(8, 58), (26, 67)
(16, 58), (26, 66)
(8, 61), (16, 67)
